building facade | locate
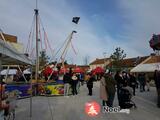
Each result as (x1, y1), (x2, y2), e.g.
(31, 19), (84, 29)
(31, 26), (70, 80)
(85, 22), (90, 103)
(89, 58), (111, 70)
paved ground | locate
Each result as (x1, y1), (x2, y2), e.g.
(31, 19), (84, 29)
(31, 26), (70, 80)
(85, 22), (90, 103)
(15, 82), (160, 120)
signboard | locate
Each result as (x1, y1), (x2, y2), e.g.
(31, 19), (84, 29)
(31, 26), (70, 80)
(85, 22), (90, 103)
(45, 84), (64, 95)
(38, 83), (72, 96)
(5, 84), (36, 98)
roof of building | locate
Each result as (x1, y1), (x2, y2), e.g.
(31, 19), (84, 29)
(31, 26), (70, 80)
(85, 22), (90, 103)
(65, 64), (77, 69)
(107, 56), (149, 68)
(0, 33), (17, 43)
(77, 65), (90, 72)
(77, 65), (90, 68)
(119, 56), (149, 67)
(131, 55), (160, 72)
(90, 56), (149, 67)
(143, 55), (160, 64)
(90, 58), (110, 65)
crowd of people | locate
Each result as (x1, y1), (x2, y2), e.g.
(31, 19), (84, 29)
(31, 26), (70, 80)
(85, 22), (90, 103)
(63, 68), (96, 97)
(99, 69), (160, 108)
(100, 70), (138, 108)
(63, 68), (84, 96)
(1, 68), (160, 119)
(63, 68), (137, 108)
(62, 67), (160, 109)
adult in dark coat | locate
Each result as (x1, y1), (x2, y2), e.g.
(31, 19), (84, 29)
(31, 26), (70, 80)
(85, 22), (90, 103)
(105, 70), (116, 107)
(122, 71), (129, 87)
(87, 74), (95, 96)
(129, 73), (137, 96)
(154, 70), (160, 108)
(63, 72), (71, 96)
(115, 71), (123, 103)
(63, 73), (71, 84)
(138, 73), (146, 92)
(71, 73), (78, 95)
(115, 71), (124, 88)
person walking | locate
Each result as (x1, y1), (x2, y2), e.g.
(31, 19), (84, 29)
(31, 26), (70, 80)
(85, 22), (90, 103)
(114, 71), (123, 104)
(100, 74), (108, 106)
(129, 73), (137, 96)
(145, 74), (150, 91)
(63, 72), (71, 96)
(71, 73), (78, 95)
(79, 73), (84, 86)
(138, 73), (146, 92)
(76, 73), (81, 93)
(142, 73), (146, 91)
(154, 70), (160, 108)
(105, 70), (116, 107)
(122, 71), (128, 87)
(87, 74), (95, 96)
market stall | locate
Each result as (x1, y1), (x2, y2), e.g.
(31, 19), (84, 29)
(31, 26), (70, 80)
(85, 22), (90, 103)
(130, 62), (160, 73)
(38, 66), (66, 96)
(92, 67), (104, 80)
(73, 67), (83, 73)
(0, 39), (33, 99)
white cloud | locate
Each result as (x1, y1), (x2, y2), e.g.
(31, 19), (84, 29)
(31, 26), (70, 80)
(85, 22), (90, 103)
(1, 0), (159, 65)
(0, 0), (110, 65)
(118, 0), (160, 55)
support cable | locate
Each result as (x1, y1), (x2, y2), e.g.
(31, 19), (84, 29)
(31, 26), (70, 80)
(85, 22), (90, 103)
(39, 16), (54, 58)
(30, 20), (36, 57)
(50, 33), (71, 62)
(26, 14), (36, 53)
(38, 16), (43, 51)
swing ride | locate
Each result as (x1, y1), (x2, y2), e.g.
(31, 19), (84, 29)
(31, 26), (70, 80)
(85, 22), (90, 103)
(0, 0), (82, 118)
(1, 0), (80, 99)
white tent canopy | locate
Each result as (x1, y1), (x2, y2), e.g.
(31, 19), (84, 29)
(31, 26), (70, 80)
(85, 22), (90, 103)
(131, 63), (160, 73)
(0, 69), (31, 75)
(0, 39), (33, 65)
(0, 69), (16, 75)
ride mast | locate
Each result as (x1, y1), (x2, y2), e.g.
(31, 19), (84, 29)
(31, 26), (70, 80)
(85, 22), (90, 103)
(35, 8), (39, 82)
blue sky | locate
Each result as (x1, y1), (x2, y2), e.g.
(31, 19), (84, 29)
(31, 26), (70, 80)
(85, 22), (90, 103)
(70, 0), (128, 37)
(1, 0), (160, 64)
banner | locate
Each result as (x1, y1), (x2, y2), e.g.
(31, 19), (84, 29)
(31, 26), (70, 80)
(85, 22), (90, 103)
(45, 84), (64, 95)
(5, 84), (35, 98)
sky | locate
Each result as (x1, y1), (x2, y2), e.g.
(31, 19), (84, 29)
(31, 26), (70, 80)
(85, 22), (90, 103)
(0, 0), (160, 65)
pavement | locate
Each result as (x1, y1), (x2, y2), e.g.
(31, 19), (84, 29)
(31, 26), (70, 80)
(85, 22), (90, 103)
(15, 82), (160, 120)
